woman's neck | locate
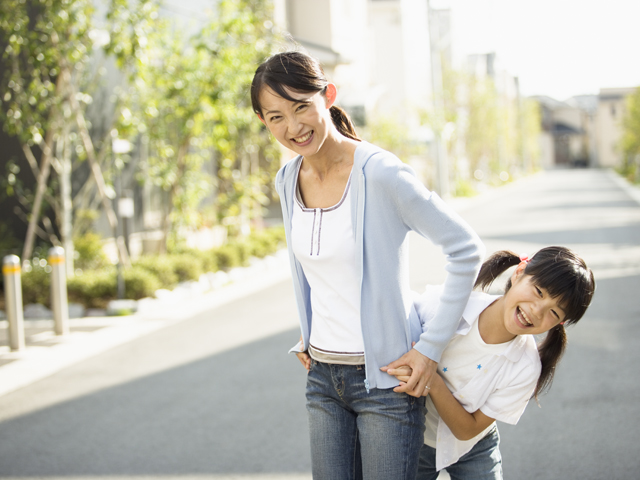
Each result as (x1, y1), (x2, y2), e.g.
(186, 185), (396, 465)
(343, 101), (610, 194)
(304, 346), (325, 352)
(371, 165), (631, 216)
(302, 131), (358, 180)
(478, 296), (517, 345)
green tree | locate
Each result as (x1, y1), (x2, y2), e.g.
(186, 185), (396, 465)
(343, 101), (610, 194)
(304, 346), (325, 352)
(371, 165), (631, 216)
(0, 0), (135, 269)
(113, 0), (281, 248)
(620, 86), (640, 182)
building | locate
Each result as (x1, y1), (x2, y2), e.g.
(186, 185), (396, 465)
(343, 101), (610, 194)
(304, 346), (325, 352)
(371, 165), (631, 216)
(596, 87), (637, 168)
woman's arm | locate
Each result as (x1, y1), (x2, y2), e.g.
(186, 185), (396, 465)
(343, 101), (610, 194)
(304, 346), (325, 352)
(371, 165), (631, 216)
(388, 367), (495, 441)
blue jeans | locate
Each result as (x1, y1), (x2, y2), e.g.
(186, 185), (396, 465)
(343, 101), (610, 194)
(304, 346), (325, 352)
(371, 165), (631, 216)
(416, 426), (503, 480)
(306, 359), (426, 480)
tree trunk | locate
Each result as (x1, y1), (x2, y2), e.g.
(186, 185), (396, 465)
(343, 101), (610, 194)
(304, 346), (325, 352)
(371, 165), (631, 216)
(68, 81), (130, 267)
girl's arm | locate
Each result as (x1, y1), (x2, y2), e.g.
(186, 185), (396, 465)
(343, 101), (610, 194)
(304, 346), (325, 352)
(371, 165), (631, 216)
(428, 373), (495, 441)
(390, 367), (495, 441)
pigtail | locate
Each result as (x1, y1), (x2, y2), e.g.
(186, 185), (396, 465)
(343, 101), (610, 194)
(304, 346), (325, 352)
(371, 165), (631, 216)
(474, 250), (521, 291)
(534, 323), (567, 400)
(330, 105), (361, 141)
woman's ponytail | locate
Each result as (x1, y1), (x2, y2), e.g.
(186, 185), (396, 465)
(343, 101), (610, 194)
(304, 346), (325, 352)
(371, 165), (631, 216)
(534, 323), (567, 400)
(330, 105), (360, 141)
(474, 250), (521, 291)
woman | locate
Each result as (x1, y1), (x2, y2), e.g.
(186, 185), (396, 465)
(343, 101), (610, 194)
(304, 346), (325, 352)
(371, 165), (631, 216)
(250, 51), (484, 479)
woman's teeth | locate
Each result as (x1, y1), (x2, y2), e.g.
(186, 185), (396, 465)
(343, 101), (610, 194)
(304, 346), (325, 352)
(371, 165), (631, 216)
(517, 307), (533, 326)
(292, 131), (313, 143)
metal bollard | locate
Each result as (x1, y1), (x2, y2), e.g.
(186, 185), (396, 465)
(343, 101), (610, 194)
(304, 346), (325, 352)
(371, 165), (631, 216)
(3, 255), (25, 351)
(48, 247), (69, 336)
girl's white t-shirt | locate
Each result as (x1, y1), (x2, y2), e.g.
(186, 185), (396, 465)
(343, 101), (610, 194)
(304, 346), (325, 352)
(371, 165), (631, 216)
(414, 285), (541, 471)
(423, 318), (510, 447)
(290, 166), (364, 362)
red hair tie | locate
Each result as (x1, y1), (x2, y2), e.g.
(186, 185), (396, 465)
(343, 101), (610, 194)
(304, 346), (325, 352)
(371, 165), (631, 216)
(519, 254), (529, 263)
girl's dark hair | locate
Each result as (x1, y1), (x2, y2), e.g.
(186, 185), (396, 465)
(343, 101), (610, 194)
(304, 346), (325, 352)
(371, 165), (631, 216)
(250, 51), (360, 141)
(475, 246), (595, 400)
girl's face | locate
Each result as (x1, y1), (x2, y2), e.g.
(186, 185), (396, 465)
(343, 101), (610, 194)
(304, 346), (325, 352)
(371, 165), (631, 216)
(257, 85), (336, 157)
(502, 264), (567, 336)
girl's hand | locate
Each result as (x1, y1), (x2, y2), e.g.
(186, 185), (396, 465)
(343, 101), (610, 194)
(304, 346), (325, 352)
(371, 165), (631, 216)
(384, 365), (413, 383)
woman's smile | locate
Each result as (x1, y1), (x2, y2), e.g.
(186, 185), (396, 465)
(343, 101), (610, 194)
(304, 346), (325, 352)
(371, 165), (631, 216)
(291, 130), (314, 145)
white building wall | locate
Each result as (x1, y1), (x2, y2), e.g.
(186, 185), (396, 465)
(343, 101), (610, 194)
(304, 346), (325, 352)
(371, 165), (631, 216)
(596, 87), (634, 168)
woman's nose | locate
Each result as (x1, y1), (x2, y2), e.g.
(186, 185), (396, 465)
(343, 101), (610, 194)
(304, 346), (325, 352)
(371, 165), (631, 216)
(286, 116), (302, 133)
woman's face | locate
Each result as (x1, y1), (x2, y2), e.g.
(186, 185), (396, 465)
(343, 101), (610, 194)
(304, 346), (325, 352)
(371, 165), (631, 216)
(258, 85), (336, 157)
(502, 265), (567, 337)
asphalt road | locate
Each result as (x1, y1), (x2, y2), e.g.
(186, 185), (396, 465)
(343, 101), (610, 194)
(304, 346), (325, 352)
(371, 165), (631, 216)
(0, 168), (638, 479)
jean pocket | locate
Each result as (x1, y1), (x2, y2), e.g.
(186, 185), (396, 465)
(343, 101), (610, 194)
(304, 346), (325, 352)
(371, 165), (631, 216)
(308, 358), (318, 372)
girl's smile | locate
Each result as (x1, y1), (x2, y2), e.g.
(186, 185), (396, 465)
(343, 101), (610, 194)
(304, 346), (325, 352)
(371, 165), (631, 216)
(515, 306), (533, 327)
(505, 267), (566, 336)
(480, 262), (567, 344)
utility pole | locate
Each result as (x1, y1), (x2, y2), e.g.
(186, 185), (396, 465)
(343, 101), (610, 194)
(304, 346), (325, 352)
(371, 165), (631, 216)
(427, 0), (450, 198)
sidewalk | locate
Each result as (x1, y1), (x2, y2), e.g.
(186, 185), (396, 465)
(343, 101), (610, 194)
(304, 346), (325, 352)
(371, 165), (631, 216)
(0, 249), (292, 398)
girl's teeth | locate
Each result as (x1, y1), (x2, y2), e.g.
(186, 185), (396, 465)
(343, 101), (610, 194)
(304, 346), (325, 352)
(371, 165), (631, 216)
(517, 308), (532, 326)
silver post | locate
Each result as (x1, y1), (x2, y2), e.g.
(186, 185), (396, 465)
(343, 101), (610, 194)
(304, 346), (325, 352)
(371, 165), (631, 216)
(3, 255), (25, 351)
(48, 247), (70, 336)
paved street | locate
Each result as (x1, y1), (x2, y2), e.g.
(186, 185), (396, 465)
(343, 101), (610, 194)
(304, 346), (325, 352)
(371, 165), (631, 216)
(0, 168), (638, 479)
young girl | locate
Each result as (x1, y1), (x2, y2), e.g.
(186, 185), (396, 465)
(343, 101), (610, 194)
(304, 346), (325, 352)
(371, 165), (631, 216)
(251, 51), (484, 479)
(384, 246), (595, 480)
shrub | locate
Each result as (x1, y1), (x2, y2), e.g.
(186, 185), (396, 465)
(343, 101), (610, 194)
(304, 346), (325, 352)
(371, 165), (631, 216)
(133, 255), (179, 289)
(213, 243), (242, 270)
(247, 230), (280, 258)
(67, 267), (117, 309)
(166, 254), (203, 282)
(21, 265), (51, 306)
(74, 232), (110, 271)
(173, 247), (218, 274)
(124, 266), (161, 300)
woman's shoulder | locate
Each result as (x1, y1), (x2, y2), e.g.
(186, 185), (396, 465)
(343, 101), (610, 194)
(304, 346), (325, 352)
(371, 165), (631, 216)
(356, 142), (416, 185)
(275, 155), (302, 186)
(354, 141), (398, 168)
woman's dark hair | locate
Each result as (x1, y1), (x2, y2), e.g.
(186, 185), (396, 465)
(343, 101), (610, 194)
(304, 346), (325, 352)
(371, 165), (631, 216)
(250, 51), (360, 141)
(474, 246), (596, 400)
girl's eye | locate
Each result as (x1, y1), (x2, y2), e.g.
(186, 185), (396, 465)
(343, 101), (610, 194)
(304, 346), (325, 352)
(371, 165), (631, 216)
(551, 310), (560, 320)
(535, 286), (543, 297)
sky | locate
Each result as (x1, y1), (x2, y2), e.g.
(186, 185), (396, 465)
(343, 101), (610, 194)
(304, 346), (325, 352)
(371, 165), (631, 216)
(444, 0), (640, 100)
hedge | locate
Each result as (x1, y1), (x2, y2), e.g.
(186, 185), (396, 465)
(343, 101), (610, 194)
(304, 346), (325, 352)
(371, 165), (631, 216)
(20, 226), (286, 310)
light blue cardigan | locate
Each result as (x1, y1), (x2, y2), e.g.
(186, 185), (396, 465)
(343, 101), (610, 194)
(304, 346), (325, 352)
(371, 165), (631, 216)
(276, 141), (485, 391)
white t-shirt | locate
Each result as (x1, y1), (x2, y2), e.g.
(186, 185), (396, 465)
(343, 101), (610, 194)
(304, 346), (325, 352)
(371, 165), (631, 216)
(423, 318), (510, 448)
(414, 285), (542, 471)
(291, 165), (364, 363)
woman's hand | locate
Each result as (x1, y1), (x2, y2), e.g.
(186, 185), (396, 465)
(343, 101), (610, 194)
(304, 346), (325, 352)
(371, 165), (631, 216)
(296, 335), (311, 372)
(297, 351), (311, 372)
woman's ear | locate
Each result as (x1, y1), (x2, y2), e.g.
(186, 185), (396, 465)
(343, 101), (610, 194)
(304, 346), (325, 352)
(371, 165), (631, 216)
(257, 113), (266, 126)
(324, 83), (337, 108)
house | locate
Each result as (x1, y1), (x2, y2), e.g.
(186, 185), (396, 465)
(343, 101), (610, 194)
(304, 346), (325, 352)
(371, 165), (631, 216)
(596, 87), (637, 168)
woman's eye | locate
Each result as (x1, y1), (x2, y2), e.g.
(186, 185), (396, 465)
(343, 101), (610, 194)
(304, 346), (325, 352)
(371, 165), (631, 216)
(269, 116), (281, 122)
(296, 104), (308, 112)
